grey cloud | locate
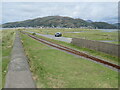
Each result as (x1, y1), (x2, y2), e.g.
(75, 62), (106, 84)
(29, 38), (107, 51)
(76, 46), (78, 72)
(2, 2), (118, 24)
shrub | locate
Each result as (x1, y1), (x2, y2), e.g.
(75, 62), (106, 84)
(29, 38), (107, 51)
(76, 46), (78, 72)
(32, 33), (36, 35)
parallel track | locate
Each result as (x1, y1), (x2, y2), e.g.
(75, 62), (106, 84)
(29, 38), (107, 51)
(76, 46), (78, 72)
(21, 31), (120, 70)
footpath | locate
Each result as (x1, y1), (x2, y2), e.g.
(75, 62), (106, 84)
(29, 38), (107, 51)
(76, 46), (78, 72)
(4, 31), (36, 88)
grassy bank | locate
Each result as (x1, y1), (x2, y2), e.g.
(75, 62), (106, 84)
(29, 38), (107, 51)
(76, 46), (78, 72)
(21, 32), (118, 88)
(0, 30), (2, 89)
(25, 31), (119, 65)
(24, 28), (119, 44)
(2, 29), (16, 87)
(25, 28), (98, 35)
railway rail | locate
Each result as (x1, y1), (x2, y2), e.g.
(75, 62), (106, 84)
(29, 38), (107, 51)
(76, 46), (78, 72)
(21, 31), (120, 70)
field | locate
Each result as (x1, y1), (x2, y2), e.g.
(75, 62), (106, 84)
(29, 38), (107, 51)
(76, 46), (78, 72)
(2, 29), (16, 87)
(20, 32), (118, 88)
(1, 28), (119, 88)
(24, 28), (119, 44)
(24, 29), (119, 64)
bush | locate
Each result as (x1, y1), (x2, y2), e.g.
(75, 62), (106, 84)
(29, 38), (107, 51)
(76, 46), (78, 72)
(32, 33), (36, 35)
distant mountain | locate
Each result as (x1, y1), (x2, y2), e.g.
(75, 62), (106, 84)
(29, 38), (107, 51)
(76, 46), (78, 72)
(91, 22), (117, 29)
(2, 16), (117, 29)
(86, 20), (93, 23)
(113, 23), (120, 28)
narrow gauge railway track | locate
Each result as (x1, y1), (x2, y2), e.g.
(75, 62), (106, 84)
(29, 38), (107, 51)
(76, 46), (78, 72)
(21, 31), (120, 70)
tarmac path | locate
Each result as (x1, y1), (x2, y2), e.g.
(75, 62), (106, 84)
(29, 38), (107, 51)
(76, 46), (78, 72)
(25, 31), (72, 43)
(4, 31), (36, 88)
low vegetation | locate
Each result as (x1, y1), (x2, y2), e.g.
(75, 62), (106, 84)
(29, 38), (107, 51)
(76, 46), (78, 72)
(0, 30), (2, 89)
(25, 31), (119, 64)
(2, 29), (16, 87)
(25, 28), (119, 44)
(21, 32), (118, 88)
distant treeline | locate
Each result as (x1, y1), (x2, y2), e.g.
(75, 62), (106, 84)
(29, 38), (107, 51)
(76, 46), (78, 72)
(2, 16), (117, 29)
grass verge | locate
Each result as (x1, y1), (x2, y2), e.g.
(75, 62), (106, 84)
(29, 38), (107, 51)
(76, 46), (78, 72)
(0, 30), (2, 89)
(2, 30), (15, 88)
(24, 28), (119, 44)
(21, 32), (118, 88)
(25, 31), (119, 65)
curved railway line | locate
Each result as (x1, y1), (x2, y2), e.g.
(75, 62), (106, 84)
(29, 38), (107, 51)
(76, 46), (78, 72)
(21, 31), (120, 70)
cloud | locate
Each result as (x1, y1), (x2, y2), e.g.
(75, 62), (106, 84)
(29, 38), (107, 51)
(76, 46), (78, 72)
(2, 0), (119, 2)
(2, 2), (118, 24)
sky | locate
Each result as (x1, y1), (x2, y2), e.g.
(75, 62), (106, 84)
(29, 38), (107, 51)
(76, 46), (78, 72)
(2, 0), (120, 2)
(2, 2), (118, 24)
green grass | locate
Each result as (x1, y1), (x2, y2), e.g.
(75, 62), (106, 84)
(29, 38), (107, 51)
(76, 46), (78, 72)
(24, 28), (96, 34)
(0, 30), (2, 89)
(2, 30), (16, 88)
(23, 28), (119, 44)
(63, 31), (118, 44)
(21, 32), (118, 88)
(25, 31), (119, 65)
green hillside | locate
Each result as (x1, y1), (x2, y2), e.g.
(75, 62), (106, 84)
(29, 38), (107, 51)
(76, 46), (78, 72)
(91, 22), (117, 29)
(2, 16), (117, 29)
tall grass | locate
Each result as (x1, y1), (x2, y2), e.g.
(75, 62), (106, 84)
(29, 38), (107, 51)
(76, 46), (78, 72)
(2, 29), (16, 88)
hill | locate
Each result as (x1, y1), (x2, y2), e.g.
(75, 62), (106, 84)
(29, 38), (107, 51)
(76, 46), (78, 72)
(2, 16), (117, 29)
(91, 22), (117, 29)
(113, 23), (120, 28)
